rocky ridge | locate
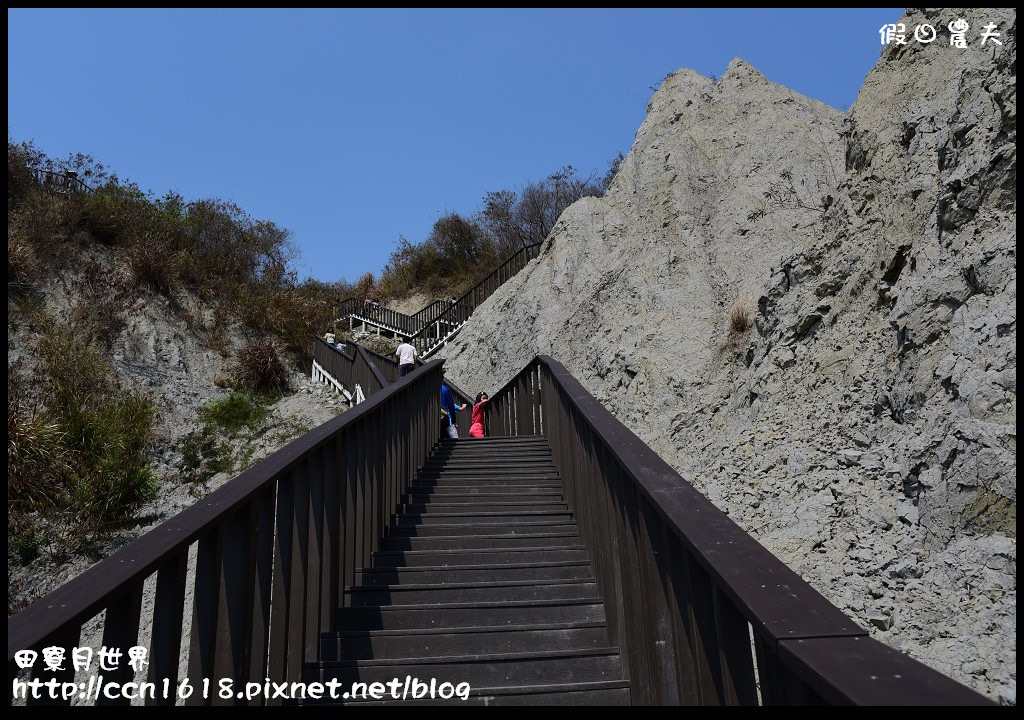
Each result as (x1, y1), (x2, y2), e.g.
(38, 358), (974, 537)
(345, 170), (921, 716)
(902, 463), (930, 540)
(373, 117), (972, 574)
(439, 8), (1016, 703)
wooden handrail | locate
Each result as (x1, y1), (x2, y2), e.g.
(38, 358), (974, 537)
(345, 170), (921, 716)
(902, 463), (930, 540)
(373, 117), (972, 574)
(482, 355), (992, 706)
(30, 168), (92, 194)
(338, 243), (542, 348)
(8, 360), (446, 706)
(9, 348), (989, 705)
(409, 243), (541, 354)
(313, 335), (472, 408)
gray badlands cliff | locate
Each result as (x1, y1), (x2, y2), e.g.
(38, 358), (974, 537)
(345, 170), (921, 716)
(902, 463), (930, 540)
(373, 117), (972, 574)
(440, 8), (1016, 703)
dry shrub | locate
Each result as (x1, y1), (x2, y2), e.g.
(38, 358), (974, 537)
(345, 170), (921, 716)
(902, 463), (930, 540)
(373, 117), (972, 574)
(68, 260), (131, 347)
(129, 244), (179, 296)
(728, 300), (754, 334)
(8, 368), (66, 514)
(8, 229), (41, 286)
(715, 296), (756, 361)
(81, 188), (141, 246)
(231, 338), (290, 394)
(8, 191), (74, 269)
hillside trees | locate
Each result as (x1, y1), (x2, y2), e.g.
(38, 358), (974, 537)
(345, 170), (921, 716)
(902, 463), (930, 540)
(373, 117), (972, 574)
(480, 164), (604, 257)
(376, 163), (608, 300)
(379, 213), (498, 298)
(7, 140), (338, 361)
(8, 139), (349, 551)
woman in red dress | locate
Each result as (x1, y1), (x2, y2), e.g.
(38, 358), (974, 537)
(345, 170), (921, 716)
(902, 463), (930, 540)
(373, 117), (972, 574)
(468, 392), (490, 438)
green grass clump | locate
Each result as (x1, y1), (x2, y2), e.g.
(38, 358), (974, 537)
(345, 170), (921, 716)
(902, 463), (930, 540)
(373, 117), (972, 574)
(9, 530), (43, 565)
(7, 378), (66, 515)
(181, 391), (276, 484)
(8, 332), (157, 557)
(200, 391), (272, 434)
(180, 428), (233, 484)
(38, 335), (158, 528)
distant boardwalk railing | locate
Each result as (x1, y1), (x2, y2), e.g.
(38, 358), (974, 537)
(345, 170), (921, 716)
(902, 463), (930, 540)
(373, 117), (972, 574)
(312, 336), (391, 396)
(336, 299), (451, 337)
(7, 361), (445, 706)
(312, 336), (473, 408)
(410, 242), (541, 357)
(31, 168), (92, 194)
(338, 243), (542, 356)
(483, 355), (991, 706)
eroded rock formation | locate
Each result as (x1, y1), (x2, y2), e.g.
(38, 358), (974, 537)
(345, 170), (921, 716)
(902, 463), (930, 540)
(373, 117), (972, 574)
(440, 8), (1016, 702)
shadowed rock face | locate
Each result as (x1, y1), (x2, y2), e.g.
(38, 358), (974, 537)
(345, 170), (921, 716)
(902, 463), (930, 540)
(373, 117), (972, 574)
(440, 8), (1016, 703)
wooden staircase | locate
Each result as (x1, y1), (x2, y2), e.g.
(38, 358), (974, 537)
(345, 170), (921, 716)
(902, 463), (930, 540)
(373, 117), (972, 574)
(305, 435), (630, 705)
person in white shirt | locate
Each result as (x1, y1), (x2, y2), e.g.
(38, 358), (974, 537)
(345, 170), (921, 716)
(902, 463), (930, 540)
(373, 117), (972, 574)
(395, 341), (418, 377)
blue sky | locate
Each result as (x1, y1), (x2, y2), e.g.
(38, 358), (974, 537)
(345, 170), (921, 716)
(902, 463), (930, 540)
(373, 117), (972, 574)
(8, 8), (904, 284)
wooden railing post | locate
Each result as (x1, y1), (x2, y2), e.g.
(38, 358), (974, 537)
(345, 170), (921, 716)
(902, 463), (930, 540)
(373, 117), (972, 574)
(147, 554), (188, 706)
(95, 583), (143, 707)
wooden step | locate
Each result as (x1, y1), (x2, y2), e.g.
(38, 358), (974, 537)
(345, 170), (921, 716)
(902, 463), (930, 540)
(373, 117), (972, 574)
(434, 437), (548, 447)
(417, 465), (556, 474)
(395, 510), (573, 525)
(336, 598), (606, 630)
(422, 459), (555, 469)
(355, 560), (592, 585)
(319, 623), (612, 661)
(345, 579), (600, 606)
(371, 547), (589, 568)
(410, 476), (562, 486)
(404, 488), (564, 500)
(429, 443), (551, 450)
(428, 452), (552, 460)
(409, 482), (563, 492)
(305, 648), (623, 687)
(380, 532), (578, 552)
(400, 501), (569, 514)
(424, 457), (554, 468)
(387, 522), (578, 539)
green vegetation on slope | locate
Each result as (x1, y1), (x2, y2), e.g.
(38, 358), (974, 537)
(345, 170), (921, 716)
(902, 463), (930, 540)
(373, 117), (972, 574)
(8, 139), (341, 361)
(6, 140), (340, 559)
(368, 157), (624, 302)
(8, 334), (157, 557)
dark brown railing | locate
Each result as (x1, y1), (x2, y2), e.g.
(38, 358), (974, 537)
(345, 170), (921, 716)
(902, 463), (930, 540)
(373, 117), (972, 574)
(32, 168), (91, 194)
(312, 337), (390, 396)
(337, 243), (542, 352)
(410, 243), (541, 356)
(359, 345), (400, 384)
(8, 361), (445, 706)
(336, 299), (451, 338)
(337, 300), (420, 336)
(313, 337), (473, 411)
(483, 356), (991, 706)
(410, 299), (452, 327)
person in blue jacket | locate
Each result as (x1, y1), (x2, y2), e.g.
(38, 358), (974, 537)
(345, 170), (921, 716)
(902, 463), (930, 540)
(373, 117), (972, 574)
(440, 383), (467, 438)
